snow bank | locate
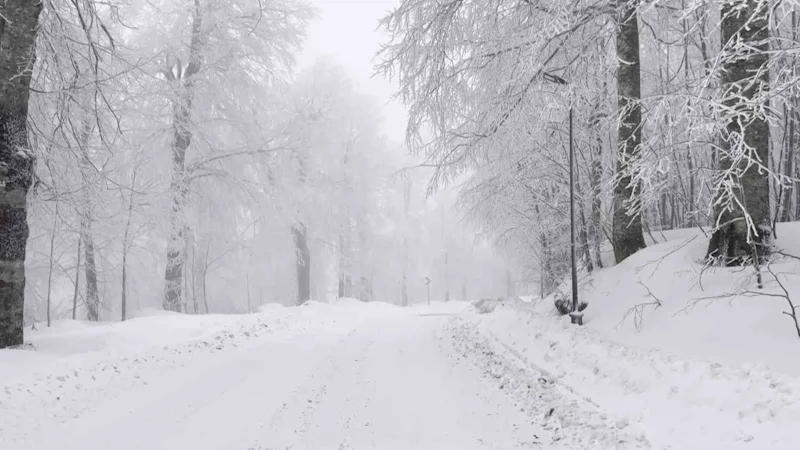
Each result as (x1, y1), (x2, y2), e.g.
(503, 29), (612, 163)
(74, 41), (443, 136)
(537, 222), (800, 376)
(0, 298), (406, 393)
(256, 302), (285, 313)
(412, 301), (472, 316)
(468, 222), (800, 449)
(476, 305), (800, 449)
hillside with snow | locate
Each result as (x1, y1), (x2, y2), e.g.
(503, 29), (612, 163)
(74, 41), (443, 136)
(563, 222), (800, 375)
(462, 222), (800, 449)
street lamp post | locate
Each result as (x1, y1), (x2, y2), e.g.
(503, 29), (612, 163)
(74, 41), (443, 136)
(542, 72), (582, 325)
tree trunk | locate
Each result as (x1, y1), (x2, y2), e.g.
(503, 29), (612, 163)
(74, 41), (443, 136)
(0, 1), (43, 348)
(338, 233), (352, 298)
(505, 269), (514, 299)
(121, 251), (128, 322)
(781, 106), (796, 223)
(574, 163), (594, 272)
(588, 91), (605, 270)
(46, 202), (57, 328)
(682, 0), (697, 220)
(773, 102), (790, 233)
(190, 242), (198, 314)
(612, 0), (646, 263)
(292, 223), (311, 305)
(72, 237), (81, 320)
(202, 239), (210, 314)
(437, 205), (449, 302)
(78, 123), (100, 322)
(82, 215), (100, 321)
(706, 0), (771, 265)
(120, 170), (137, 322)
(164, 0), (204, 312)
(782, 11), (798, 224)
(401, 177), (411, 306)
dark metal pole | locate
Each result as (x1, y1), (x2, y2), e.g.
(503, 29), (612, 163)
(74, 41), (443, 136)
(569, 106), (580, 325)
(543, 72), (581, 325)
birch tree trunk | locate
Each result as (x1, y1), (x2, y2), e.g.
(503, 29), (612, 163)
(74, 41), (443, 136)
(164, 0), (204, 312)
(0, 1), (43, 348)
(612, 0), (646, 263)
(706, 0), (771, 264)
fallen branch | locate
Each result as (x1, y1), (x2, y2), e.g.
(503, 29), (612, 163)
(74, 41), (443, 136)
(744, 263), (800, 339)
(615, 281), (663, 332)
(635, 236), (697, 280)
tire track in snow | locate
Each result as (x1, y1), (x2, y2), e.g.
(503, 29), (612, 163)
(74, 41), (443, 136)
(258, 328), (375, 449)
(446, 316), (652, 450)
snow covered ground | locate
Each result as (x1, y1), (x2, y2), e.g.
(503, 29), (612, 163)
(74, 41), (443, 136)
(3, 253), (800, 450)
(1, 301), (562, 450)
(468, 303), (800, 450)
(576, 222), (800, 377)
(463, 222), (800, 450)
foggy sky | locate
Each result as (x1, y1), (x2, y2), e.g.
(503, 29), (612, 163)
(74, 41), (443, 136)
(297, 0), (408, 147)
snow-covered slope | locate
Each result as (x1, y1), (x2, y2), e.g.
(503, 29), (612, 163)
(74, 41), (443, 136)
(465, 222), (800, 449)
(551, 222), (800, 375)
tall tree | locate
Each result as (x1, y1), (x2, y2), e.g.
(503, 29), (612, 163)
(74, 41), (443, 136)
(612, 0), (646, 263)
(77, 120), (100, 321)
(0, 1), (44, 348)
(706, 0), (771, 264)
(162, 0), (204, 312)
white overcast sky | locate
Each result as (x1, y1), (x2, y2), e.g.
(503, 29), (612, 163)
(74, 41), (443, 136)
(297, 0), (408, 146)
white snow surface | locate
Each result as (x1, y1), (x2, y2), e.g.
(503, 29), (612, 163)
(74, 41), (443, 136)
(2, 301), (562, 450)
(477, 222), (800, 450)
(3, 267), (800, 450)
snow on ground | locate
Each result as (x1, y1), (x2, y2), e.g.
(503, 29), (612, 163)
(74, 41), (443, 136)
(0, 300), (567, 450)
(581, 222), (800, 375)
(5, 238), (800, 450)
(468, 304), (800, 449)
(0, 302), (398, 448)
(460, 222), (800, 450)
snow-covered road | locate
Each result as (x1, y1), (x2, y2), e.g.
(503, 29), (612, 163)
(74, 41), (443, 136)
(5, 307), (558, 450)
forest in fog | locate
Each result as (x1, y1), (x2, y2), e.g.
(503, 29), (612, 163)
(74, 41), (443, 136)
(1, 0), (509, 336)
(378, 0), (795, 297)
(1, 0), (796, 346)
(3, 3), (800, 448)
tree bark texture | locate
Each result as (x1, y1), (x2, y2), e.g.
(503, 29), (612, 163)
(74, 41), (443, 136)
(706, 0), (771, 265)
(0, 0), (43, 348)
(77, 122), (100, 321)
(612, 0), (646, 263)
